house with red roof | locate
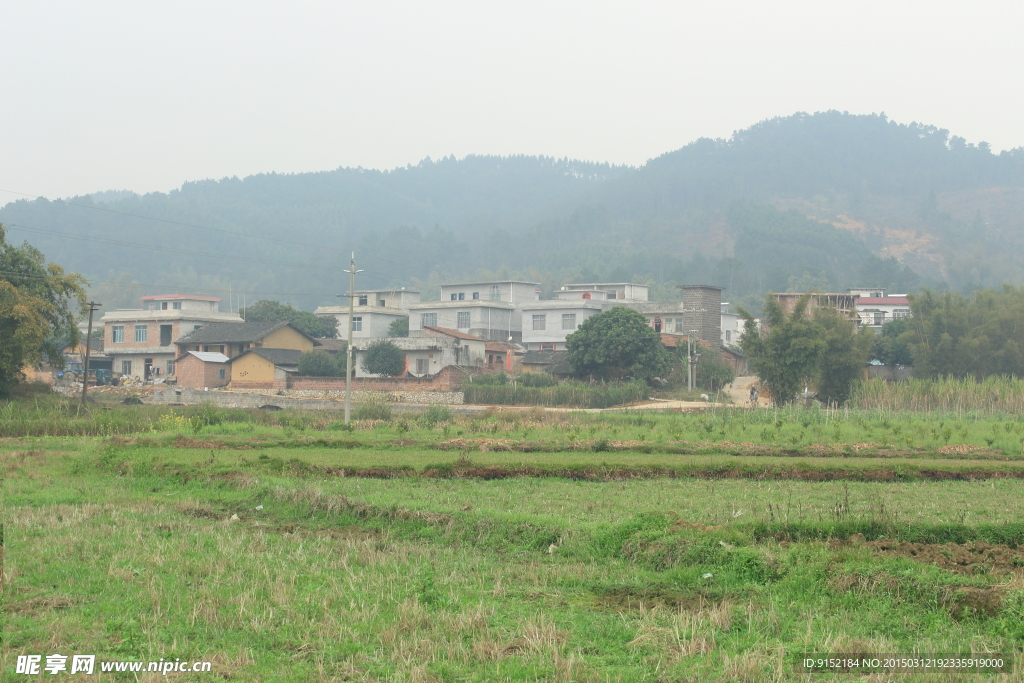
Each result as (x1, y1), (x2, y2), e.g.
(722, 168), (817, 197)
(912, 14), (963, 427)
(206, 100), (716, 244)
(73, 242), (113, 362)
(848, 288), (912, 329)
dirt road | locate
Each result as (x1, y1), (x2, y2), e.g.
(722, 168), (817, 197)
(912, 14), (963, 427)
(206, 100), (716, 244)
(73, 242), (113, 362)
(725, 375), (770, 408)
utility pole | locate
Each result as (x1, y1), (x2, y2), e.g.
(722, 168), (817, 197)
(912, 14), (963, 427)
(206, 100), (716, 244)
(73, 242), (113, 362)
(338, 254), (363, 425)
(687, 329), (701, 392)
(680, 304), (706, 392)
(81, 301), (101, 406)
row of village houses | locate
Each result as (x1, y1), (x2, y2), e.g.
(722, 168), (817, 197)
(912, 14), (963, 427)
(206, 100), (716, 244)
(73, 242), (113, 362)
(84, 281), (910, 389)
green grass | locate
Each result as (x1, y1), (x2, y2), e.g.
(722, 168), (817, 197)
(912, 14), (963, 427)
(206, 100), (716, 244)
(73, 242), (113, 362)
(6, 397), (1024, 680)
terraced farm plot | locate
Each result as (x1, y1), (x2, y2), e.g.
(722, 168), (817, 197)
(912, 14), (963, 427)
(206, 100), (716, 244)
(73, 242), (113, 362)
(4, 399), (1024, 681)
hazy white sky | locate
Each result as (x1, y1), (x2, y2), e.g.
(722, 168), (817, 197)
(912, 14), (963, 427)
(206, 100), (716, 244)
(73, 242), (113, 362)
(3, 0), (1022, 199)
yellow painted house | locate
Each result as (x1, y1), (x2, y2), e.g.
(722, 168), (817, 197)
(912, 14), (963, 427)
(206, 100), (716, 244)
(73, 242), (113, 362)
(173, 321), (317, 389)
(229, 348), (303, 389)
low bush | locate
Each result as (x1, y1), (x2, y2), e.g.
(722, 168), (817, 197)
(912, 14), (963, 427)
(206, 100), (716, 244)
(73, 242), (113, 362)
(353, 396), (392, 421)
(420, 403), (452, 426)
(517, 373), (558, 388)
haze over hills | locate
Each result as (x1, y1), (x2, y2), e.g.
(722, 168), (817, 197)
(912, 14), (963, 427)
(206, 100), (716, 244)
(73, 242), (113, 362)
(3, 111), (1023, 315)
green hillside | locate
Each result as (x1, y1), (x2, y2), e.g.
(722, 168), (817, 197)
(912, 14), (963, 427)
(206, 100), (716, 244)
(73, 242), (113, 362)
(2, 111), (1022, 314)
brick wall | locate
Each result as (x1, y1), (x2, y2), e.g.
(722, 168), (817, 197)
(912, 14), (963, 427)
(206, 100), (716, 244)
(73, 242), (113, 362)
(286, 364), (465, 392)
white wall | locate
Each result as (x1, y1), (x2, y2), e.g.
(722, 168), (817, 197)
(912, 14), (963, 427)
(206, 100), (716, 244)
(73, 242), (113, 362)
(327, 310), (404, 339)
(521, 304), (601, 348)
(409, 303), (518, 340)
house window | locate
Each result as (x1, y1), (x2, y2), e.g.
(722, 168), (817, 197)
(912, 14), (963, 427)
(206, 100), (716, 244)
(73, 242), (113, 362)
(451, 294), (458, 301)
(421, 313), (437, 327)
(458, 293), (465, 301)
(358, 295), (368, 306)
(532, 314), (546, 331)
(352, 316), (362, 332)
(489, 284), (501, 300)
(111, 325), (124, 343)
(472, 292), (480, 300)
(416, 358), (428, 374)
(135, 325), (148, 343)
(561, 313), (576, 331)
(161, 301), (168, 310)
(457, 312), (470, 329)
(218, 368), (226, 380)
(541, 343), (555, 351)
(193, 324), (202, 331)
(121, 360), (132, 375)
(894, 309), (910, 319)
(172, 302), (181, 310)
(873, 311), (884, 325)
(725, 330), (732, 342)
(166, 360), (175, 375)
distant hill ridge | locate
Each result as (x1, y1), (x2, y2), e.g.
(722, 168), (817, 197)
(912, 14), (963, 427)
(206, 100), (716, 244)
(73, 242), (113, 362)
(2, 111), (1022, 314)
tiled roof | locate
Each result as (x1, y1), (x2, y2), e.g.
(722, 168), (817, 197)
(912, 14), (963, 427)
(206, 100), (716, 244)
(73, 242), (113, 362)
(176, 321), (315, 345)
(242, 348), (303, 368)
(313, 338), (347, 352)
(485, 341), (519, 353)
(521, 350), (568, 365)
(423, 325), (486, 341)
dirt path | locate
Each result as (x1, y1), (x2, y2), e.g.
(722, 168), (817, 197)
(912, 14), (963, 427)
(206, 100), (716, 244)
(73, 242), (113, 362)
(726, 375), (770, 408)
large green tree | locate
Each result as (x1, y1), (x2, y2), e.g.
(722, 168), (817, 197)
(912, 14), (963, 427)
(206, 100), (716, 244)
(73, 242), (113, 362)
(739, 294), (872, 405)
(870, 317), (913, 366)
(738, 295), (826, 406)
(566, 307), (671, 381)
(388, 317), (409, 337)
(360, 340), (405, 377)
(815, 307), (873, 405)
(904, 286), (1024, 378)
(297, 349), (343, 377)
(239, 300), (337, 339)
(0, 225), (86, 396)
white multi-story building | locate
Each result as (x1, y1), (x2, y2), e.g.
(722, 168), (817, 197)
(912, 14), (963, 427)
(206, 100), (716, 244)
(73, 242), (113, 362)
(408, 281), (540, 342)
(561, 282), (650, 302)
(849, 288), (911, 329)
(101, 294), (242, 378)
(520, 299), (604, 351)
(314, 289), (419, 341)
(721, 302), (744, 347)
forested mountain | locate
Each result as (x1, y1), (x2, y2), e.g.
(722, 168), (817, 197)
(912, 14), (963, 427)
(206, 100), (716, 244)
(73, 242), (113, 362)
(3, 111), (1022, 315)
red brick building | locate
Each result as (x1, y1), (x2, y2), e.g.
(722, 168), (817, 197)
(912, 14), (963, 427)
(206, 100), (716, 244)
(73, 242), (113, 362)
(173, 351), (231, 389)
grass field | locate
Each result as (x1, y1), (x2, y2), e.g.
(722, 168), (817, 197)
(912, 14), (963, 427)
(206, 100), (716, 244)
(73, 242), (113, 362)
(5, 396), (1024, 681)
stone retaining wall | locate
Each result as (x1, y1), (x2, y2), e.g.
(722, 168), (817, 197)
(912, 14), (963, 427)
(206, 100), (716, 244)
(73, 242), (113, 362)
(285, 364), (465, 392)
(229, 387), (463, 404)
(149, 386), (463, 409)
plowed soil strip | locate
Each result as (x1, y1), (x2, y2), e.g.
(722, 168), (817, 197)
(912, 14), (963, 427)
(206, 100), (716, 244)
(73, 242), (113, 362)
(316, 462), (1024, 483)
